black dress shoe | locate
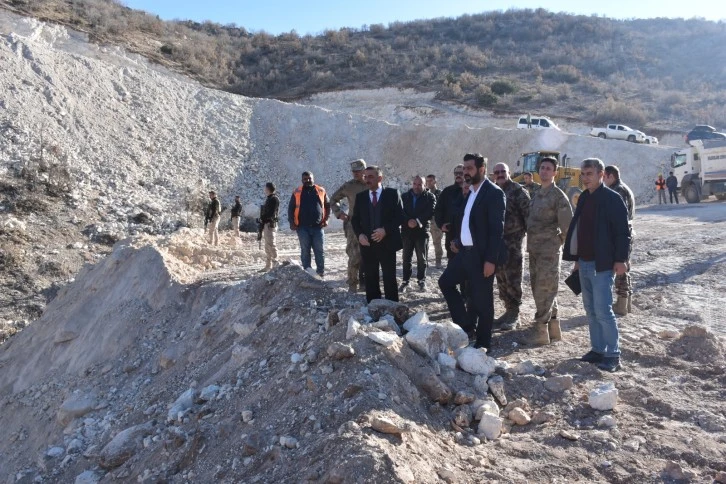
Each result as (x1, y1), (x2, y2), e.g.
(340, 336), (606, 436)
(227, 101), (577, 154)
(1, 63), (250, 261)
(598, 357), (622, 372)
(580, 350), (604, 364)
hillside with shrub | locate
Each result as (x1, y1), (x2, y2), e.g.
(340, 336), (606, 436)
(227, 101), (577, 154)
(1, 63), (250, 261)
(3, 0), (726, 129)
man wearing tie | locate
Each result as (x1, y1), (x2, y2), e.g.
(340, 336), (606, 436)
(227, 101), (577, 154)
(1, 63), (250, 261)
(438, 153), (506, 350)
(351, 165), (405, 303)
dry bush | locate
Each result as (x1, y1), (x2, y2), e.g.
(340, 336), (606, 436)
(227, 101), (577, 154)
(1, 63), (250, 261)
(5, 1), (726, 125)
(592, 97), (648, 127)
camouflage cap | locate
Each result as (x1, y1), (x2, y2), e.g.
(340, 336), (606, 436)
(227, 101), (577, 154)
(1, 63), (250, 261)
(350, 159), (367, 171)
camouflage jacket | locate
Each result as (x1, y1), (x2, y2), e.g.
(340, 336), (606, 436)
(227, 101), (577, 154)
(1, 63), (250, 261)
(330, 179), (367, 218)
(526, 184), (573, 252)
(609, 180), (635, 221)
(500, 180), (531, 240)
(523, 181), (541, 198)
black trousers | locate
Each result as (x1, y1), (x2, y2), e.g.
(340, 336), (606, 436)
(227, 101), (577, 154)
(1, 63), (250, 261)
(438, 247), (494, 348)
(444, 231), (455, 260)
(669, 189), (679, 204)
(402, 231), (429, 282)
(360, 243), (398, 303)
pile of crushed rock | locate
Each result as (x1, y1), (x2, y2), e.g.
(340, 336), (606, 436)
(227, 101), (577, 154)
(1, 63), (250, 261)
(1, 234), (725, 483)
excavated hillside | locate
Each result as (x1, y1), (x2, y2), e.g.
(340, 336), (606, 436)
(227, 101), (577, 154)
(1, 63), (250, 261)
(1, 11), (725, 484)
(0, 10), (680, 326)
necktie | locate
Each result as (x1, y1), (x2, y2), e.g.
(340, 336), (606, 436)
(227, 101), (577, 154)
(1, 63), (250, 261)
(371, 190), (378, 207)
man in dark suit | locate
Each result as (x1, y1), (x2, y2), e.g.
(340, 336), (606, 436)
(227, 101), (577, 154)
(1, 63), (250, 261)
(438, 153), (506, 350)
(351, 165), (405, 303)
(400, 175), (437, 292)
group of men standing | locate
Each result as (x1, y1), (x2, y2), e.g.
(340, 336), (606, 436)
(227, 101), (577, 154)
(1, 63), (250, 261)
(205, 185), (281, 271)
(327, 154), (630, 372)
(216, 152), (633, 373)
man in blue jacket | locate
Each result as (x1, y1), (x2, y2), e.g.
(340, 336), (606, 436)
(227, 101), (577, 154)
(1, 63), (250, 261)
(563, 158), (631, 372)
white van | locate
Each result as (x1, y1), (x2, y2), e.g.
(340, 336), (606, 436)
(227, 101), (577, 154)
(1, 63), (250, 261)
(517, 115), (560, 130)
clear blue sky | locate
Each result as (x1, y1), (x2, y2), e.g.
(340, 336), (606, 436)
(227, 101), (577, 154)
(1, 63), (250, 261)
(122, 0), (726, 35)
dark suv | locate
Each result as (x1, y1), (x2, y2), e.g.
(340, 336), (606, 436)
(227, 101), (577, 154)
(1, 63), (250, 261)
(686, 125), (726, 144)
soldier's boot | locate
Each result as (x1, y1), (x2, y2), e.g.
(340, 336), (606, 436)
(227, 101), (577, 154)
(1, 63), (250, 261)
(528, 322), (550, 346)
(627, 295), (632, 313)
(612, 296), (628, 316)
(548, 318), (562, 342)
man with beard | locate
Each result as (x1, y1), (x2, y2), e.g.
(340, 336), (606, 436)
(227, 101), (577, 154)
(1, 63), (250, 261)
(438, 154), (506, 350)
(491, 163), (531, 331)
(434, 164), (465, 262)
(288, 171), (331, 278)
(351, 166), (405, 302)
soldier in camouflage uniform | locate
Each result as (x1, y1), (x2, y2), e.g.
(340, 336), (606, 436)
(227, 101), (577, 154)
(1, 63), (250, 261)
(425, 174), (444, 268)
(522, 172), (541, 198)
(491, 163), (531, 331)
(604, 165), (635, 315)
(331, 159), (368, 292)
(525, 157), (573, 345)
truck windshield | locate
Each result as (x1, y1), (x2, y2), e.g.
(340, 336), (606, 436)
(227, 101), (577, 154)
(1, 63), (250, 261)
(672, 153), (687, 168)
(522, 153), (539, 173)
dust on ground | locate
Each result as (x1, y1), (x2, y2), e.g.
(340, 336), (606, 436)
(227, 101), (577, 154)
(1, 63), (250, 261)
(0, 200), (724, 483)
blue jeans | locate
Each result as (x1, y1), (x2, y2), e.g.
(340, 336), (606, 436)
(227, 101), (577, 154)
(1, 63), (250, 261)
(579, 260), (620, 357)
(297, 226), (324, 275)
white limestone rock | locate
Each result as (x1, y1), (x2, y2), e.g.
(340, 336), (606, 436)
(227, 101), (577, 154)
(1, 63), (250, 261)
(456, 348), (496, 376)
(402, 311), (429, 332)
(474, 400), (500, 419)
(589, 382), (618, 411)
(477, 413), (503, 440)
(405, 323), (447, 359)
(487, 375), (508, 405)
(367, 331), (399, 347)
(508, 408), (531, 426)
(167, 388), (196, 422)
(346, 318), (361, 340)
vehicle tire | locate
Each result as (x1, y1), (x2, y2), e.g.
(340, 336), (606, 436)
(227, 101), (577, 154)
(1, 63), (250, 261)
(567, 187), (582, 208)
(684, 184), (700, 204)
(598, 133), (606, 139)
(627, 135), (636, 142)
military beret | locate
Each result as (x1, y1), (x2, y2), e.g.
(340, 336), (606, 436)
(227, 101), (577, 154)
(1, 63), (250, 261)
(350, 159), (367, 171)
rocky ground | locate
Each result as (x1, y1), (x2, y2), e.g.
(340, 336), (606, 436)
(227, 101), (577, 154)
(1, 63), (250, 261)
(1, 9), (725, 484)
(0, 200), (724, 483)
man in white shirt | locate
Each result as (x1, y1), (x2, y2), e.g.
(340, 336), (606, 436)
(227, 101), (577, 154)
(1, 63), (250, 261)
(438, 154), (507, 350)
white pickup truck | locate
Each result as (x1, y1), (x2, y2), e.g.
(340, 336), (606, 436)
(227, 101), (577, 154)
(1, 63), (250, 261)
(589, 124), (647, 143)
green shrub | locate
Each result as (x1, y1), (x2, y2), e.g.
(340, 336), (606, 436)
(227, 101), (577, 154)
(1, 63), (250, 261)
(490, 80), (517, 95)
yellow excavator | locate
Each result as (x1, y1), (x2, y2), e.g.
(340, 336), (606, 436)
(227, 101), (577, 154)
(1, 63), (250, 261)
(512, 150), (583, 207)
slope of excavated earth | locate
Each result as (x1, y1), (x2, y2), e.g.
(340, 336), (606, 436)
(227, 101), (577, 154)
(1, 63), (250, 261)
(0, 204), (724, 482)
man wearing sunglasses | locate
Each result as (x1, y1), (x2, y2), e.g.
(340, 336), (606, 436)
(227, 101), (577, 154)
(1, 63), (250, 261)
(491, 163), (531, 332)
(434, 164), (465, 263)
